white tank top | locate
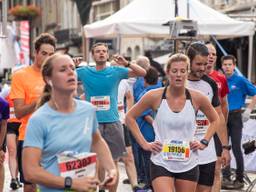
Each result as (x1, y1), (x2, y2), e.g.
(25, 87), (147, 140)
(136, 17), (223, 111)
(151, 88), (199, 173)
(117, 80), (130, 124)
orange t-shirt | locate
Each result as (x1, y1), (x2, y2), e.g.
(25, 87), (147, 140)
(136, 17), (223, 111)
(10, 66), (45, 140)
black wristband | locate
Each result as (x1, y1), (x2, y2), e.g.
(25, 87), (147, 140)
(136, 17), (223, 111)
(126, 61), (131, 68)
(222, 145), (231, 150)
(200, 139), (209, 147)
(64, 177), (72, 189)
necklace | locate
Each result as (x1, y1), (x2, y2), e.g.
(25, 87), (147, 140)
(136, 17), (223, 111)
(51, 98), (75, 112)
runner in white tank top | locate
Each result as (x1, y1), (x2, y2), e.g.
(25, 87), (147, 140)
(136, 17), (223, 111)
(150, 87), (198, 173)
(126, 53), (219, 192)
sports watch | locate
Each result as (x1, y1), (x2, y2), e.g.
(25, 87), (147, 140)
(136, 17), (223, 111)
(64, 176), (72, 189)
(222, 145), (231, 150)
(200, 139), (209, 147)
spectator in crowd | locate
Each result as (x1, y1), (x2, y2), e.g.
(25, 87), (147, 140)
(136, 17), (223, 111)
(144, 51), (166, 78)
(221, 55), (256, 189)
(112, 60), (142, 192)
(135, 67), (161, 190)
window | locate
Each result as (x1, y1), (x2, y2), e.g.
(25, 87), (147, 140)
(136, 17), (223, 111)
(134, 46), (140, 59)
(126, 47), (132, 58)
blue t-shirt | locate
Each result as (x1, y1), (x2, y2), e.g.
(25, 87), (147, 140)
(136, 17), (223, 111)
(133, 77), (145, 103)
(77, 66), (129, 123)
(133, 77), (162, 103)
(227, 73), (256, 111)
(23, 99), (98, 192)
(136, 84), (161, 142)
(0, 97), (9, 121)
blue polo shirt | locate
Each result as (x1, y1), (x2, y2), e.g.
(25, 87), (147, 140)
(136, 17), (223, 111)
(227, 73), (256, 111)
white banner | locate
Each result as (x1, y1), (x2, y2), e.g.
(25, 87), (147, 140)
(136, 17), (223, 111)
(231, 119), (256, 171)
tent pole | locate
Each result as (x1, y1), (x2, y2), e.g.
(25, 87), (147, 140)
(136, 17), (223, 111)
(174, 0), (178, 17)
(187, 0), (190, 19)
(82, 26), (90, 63)
(248, 35), (253, 80)
(117, 34), (121, 54)
(85, 38), (90, 63)
(142, 37), (145, 55)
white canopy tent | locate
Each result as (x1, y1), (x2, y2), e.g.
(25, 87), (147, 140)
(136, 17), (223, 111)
(84, 0), (255, 79)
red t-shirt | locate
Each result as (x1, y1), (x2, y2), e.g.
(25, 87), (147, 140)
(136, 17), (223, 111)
(208, 70), (229, 99)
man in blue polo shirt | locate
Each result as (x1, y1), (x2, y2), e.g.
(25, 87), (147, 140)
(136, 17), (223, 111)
(77, 42), (146, 192)
(221, 55), (256, 189)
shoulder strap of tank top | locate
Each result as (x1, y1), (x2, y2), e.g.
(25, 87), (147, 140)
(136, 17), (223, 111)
(162, 85), (168, 99)
(185, 88), (197, 115)
(155, 85), (168, 115)
(185, 88), (192, 100)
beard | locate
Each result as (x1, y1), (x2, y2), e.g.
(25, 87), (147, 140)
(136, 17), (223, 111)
(190, 69), (204, 79)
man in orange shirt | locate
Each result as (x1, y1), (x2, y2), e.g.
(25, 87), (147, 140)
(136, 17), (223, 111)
(10, 33), (56, 192)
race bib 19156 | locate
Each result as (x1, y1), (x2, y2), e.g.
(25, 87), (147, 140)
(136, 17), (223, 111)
(162, 140), (190, 161)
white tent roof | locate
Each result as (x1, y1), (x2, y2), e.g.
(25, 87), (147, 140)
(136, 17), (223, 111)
(154, 53), (170, 65)
(84, 0), (254, 38)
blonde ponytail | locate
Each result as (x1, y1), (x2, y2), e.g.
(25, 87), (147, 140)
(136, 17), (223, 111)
(36, 53), (62, 109)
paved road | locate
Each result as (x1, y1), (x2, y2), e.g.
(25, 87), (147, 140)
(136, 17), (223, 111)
(3, 161), (256, 191)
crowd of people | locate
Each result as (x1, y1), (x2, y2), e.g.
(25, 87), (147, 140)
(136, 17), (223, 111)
(0, 32), (255, 192)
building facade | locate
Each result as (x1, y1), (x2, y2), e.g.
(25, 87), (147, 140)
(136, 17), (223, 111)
(7, 0), (82, 56)
(200, 0), (256, 81)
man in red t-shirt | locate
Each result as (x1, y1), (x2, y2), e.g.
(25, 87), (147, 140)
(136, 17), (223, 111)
(206, 43), (230, 192)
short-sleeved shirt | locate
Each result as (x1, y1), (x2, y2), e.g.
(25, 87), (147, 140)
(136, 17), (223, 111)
(117, 80), (130, 124)
(133, 77), (145, 103)
(10, 66), (44, 140)
(24, 99), (98, 192)
(136, 84), (161, 142)
(77, 66), (129, 123)
(227, 73), (256, 111)
(0, 97), (9, 121)
(133, 77), (162, 103)
(187, 75), (220, 164)
(209, 70), (229, 99)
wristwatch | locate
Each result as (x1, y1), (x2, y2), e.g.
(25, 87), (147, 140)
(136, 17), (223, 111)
(222, 145), (231, 150)
(200, 139), (209, 147)
(126, 61), (131, 68)
(64, 177), (72, 189)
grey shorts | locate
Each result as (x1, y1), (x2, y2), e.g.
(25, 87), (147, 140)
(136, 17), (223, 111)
(99, 121), (127, 160)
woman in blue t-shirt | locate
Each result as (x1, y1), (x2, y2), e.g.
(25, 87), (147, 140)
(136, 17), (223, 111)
(23, 53), (117, 192)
